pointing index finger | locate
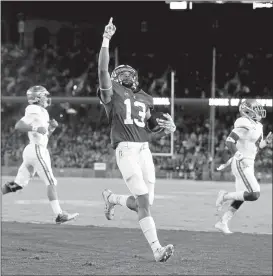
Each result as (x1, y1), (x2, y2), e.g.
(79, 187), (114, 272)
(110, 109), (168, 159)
(109, 17), (113, 24)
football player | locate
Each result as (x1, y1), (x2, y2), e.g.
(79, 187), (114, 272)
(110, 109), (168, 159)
(1, 86), (79, 224)
(98, 18), (176, 262)
(215, 99), (272, 234)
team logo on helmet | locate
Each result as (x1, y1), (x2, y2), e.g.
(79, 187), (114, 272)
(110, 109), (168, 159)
(111, 65), (139, 91)
(239, 99), (266, 122)
(26, 86), (51, 108)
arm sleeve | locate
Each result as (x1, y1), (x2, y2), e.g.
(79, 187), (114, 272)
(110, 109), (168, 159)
(231, 117), (251, 138)
(21, 105), (41, 125)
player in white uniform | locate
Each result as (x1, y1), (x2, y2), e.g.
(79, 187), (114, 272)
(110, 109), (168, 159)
(215, 99), (272, 234)
(1, 86), (79, 224)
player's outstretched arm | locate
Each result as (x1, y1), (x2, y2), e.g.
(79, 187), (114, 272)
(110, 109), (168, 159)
(98, 17), (116, 104)
(259, 131), (272, 149)
(48, 119), (58, 137)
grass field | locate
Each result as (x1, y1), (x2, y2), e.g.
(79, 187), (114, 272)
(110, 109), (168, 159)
(1, 177), (272, 275)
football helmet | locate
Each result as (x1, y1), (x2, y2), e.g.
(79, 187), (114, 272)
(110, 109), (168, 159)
(239, 99), (266, 121)
(111, 65), (139, 91)
(26, 86), (51, 108)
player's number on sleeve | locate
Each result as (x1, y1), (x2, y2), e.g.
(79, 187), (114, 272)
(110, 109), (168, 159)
(124, 99), (146, 128)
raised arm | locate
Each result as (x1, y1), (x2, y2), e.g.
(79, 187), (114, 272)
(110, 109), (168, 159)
(98, 17), (116, 104)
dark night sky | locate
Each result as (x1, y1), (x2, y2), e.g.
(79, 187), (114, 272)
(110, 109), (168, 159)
(2, 1), (273, 49)
(2, 1), (273, 23)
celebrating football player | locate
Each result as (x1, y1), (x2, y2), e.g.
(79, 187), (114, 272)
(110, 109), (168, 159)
(215, 99), (272, 234)
(98, 18), (176, 262)
(1, 85), (79, 224)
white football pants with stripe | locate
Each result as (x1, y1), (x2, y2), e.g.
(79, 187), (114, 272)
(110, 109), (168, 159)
(231, 158), (260, 193)
(15, 144), (57, 187)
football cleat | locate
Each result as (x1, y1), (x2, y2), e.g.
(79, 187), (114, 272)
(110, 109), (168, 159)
(55, 211), (79, 224)
(216, 190), (228, 211)
(102, 189), (116, 220)
(215, 221), (233, 234)
(154, 244), (174, 262)
(2, 181), (23, 194)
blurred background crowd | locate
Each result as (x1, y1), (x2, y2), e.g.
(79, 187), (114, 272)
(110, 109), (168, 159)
(2, 42), (273, 99)
(2, 102), (272, 179)
(1, 2), (272, 180)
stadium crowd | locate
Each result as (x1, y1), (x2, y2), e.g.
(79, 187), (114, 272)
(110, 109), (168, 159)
(2, 42), (273, 99)
(2, 101), (272, 180)
(1, 43), (272, 179)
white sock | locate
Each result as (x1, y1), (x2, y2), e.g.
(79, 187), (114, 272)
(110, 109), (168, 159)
(224, 191), (245, 201)
(139, 216), (161, 253)
(50, 200), (62, 216)
(222, 208), (236, 224)
(109, 194), (129, 207)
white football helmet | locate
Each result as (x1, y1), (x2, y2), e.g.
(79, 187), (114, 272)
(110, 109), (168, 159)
(239, 99), (266, 122)
(26, 86), (51, 108)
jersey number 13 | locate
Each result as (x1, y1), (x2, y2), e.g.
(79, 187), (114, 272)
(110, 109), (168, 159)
(124, 99), (146, 128)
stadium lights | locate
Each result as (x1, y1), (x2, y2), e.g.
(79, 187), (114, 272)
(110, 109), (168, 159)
(169, 1), (193, 10)
(209, 98), (272, 107)
(100, 97), (171, 106)
(253, 2), (273, 9)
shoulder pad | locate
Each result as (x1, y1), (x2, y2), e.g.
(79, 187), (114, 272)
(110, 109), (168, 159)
(25, 104), (42, 115)
(234, 117), (252, 130)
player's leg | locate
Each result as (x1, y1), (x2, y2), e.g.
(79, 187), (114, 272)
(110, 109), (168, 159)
(102, 145), (140, 220)
(216, 159), (259, 233)
(34, 145), (79, 223)
(216, 159), (260, 208)
(138, 146), (174, 262)
(215, 200), (244, 234)
(103, 189), (137, 214)
(108, 143), (173, 262)
(1, 162), (33, 194)
(2, 145), (34, 195)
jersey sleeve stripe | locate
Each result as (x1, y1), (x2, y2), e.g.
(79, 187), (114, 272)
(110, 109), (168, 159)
(35, 145), (55, 186)
(236, 160), (253, 193)
(100, 86), (112, 91)
(228, 131), (240, 142)
(236, 126), (249, 130)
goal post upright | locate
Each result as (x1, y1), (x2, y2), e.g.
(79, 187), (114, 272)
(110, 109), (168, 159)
(170, 70), (175, 157)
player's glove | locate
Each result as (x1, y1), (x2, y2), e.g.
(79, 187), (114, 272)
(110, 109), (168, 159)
(103, 17), (116, 40)
(157, 113), (176, 135)
(265, 131), (272, 145)
(48, 119), (58, 134)
(258, 132), (272, 149)
(49, 119), (58, 129)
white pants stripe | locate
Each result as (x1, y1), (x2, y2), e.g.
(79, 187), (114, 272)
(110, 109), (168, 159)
(35, 145), (55, 186)
(14, 144), (57, 187)
(236, 160), (253, 192)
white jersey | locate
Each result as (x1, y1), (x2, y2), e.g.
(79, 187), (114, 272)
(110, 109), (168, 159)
(21, 104), (50, 147)
(232, 116), (263, 160)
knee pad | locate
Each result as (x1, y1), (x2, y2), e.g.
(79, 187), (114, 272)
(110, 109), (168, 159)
(245, 191), (260, 201)
(251, 191), (260, 201)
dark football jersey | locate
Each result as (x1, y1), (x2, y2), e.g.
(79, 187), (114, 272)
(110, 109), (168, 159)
(98, 81), (154, 149)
